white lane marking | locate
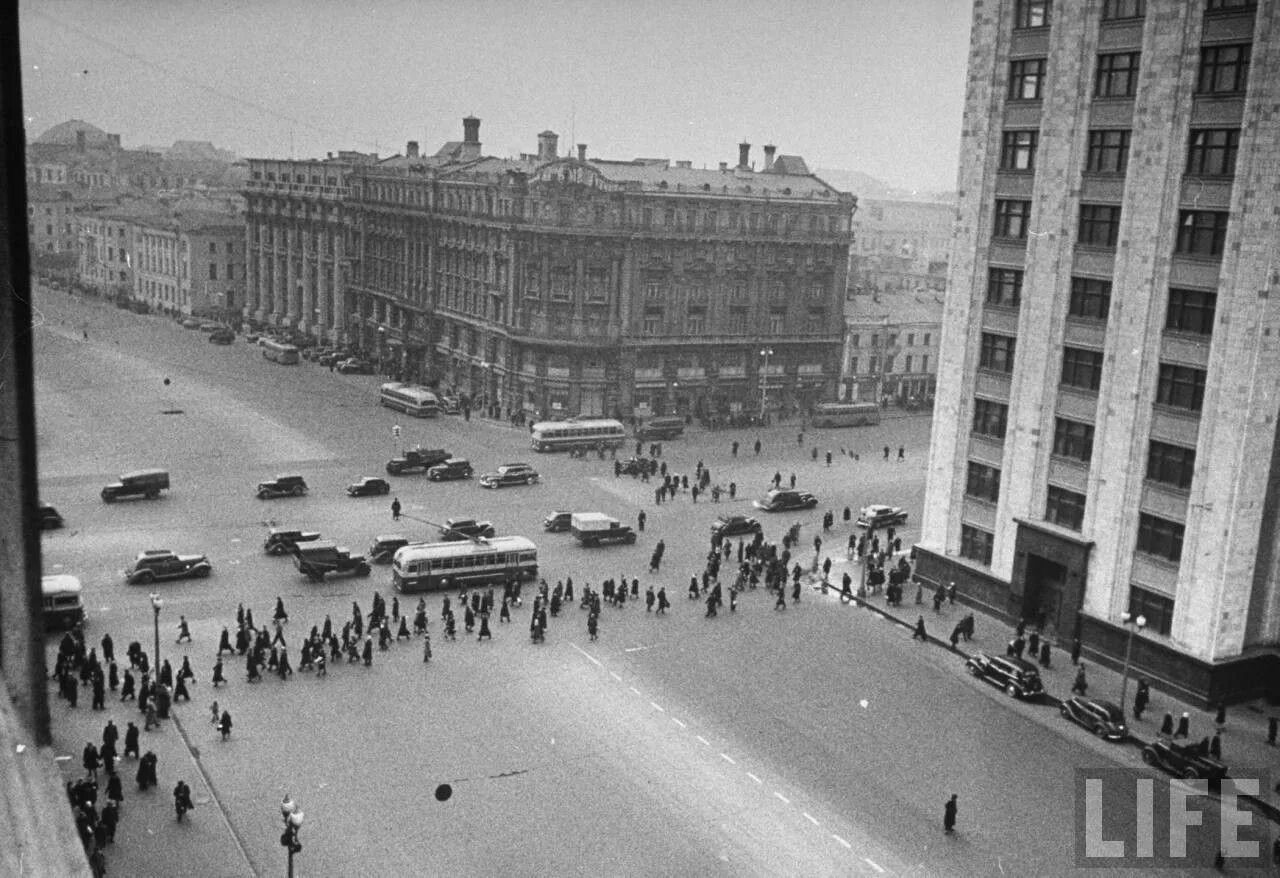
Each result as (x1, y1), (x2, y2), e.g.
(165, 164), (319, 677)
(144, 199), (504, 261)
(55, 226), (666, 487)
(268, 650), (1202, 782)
(833, 834), (851, 849)
(746, 772), (762, 784)
(610, 671), (622, 681)
(671, 718), (686, 728)
(696, 735), (710, 746)
(629, 686), (641, 695)
(721, 753), (736, 765)
(863, 857), (886, 873)
(650, 702), (665, 712)
(623, 645), (654, 652)
(569, 642), (603, 668)
(803, 812), (820, 827)
(774, 791), (790, 804)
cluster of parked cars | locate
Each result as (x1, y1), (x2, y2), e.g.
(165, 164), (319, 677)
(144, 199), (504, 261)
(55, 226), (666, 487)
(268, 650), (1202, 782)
(383, 447), (538, 488)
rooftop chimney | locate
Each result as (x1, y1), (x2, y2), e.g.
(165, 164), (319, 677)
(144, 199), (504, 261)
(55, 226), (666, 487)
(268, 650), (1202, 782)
(537, 130), (559, 162)
(737, 142), (750, 170)
(763, 144), (776, 171)
(406, 141), (419, 159)
(461, 116), (481, 160)
(577, 143), (587, 161)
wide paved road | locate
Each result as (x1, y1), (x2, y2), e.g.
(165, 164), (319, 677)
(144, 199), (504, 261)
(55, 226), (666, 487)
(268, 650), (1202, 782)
(35, 290), (1232, 876)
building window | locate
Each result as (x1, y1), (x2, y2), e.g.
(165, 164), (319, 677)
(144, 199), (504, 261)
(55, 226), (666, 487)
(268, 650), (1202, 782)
(1205, 0), (1257, 9)
(921, 355), (929, 372)
(1102, 0), (1145, 19)
(979, 333), (1016, 373)
(807, 308), (826, 332)
(208, 263), (217, 280)
(1014, 0), (1051, 28)
(850, 334), (860, 348)
(1137, 513), (1184, 563)
(1068, 277), (1112, 321)
(1147, 440), (1196, 489)
(849, 356), (858, 374)
(1128, 586), (1173, 636)
(868, 356), (879, 374)
(994, 200), (1032, 240)
(1000, 130), (1039, 171)
(1052, 417), (1094, 463)
(965, 461), (1002, 503)
(1197, 44), (1251, 94)
(1086, 130), (1131, 174)
(923, 333), (931, 346)
(769, 309), (786, 334)
(904, 355), (913, 372)
(987, 267), (1023, 308)
(1156, 363), (1206, 411)
(1175, 210), (1229, 257)
(209, 241), (217, 254)
(972, 398), (1008, 439)
(1008, 59), (1047, 100)
(960, 525), (995, 566)
(1061, 347), (1104, 391)
(906, 333), (915, 347)
(645, 281), (661, 300)
(1186, 129), (1240, 177)
(642, 308), (662, 335)
(729, 308), (748, 333)
(686, 307), (706, 335)
(1095, 52), (1141, 98)
(1078, 204), (1122, 248)
(1045, 485), (1086, 531)
(1166, 288), (1216, 335)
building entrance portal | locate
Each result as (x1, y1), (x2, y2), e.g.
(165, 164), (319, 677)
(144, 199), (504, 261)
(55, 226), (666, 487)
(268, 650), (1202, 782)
(1011, 519), (1093, 643)
(1022, 555), (1066, 632)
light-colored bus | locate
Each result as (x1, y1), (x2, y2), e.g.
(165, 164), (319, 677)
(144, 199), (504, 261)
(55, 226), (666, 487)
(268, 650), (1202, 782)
(635, 416), (686, 441)
(379, 382), (440, 418)
(261, 338), (301, 365)
(391, 536), (538, 593)
(42, 574), (85, 630)
(810, 401), (882, 428)
(529, 418), (627, 453)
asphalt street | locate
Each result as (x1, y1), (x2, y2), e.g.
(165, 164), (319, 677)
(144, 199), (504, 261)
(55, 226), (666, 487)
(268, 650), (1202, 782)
(35, 289), (1238, 876)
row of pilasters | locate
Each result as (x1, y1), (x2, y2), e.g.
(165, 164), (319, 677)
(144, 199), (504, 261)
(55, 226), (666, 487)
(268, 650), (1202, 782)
(245, 207), (348, 342)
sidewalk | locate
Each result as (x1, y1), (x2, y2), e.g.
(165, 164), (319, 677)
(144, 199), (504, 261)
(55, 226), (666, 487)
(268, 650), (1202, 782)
(808, 565), (1280, 808)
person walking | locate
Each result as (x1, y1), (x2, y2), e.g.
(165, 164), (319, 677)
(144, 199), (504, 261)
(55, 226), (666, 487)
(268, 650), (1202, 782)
(391, 497), (402, 521)
(637, 510), (646, 532)
(477, 612), (492, 641)
(1175, 712), (1191, 739)
(753, 438), (761, 456)
(176, 616), (192, 644)
(943, 794), (958, 833)
(913, 616), (928, 642)
(1160, 712), (1175, 736)
(422, 632), (433, 663)
(1071, 665), (1088, 695)
(656, 587), (669, 615)
(123, 722), (140, 760)
(219, 709), (232, 741)
(1070, 637), (1082, 666)
(1133, 680), (1149, 720)
(587, 612), (599, 641)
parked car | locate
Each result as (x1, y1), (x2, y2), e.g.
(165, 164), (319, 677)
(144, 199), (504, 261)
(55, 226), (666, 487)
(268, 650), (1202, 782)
(264, 528), (322, 556)
(318, 349), (352, 367)
(256, 474), (309, 499)
(426, 458), (474, 481)
(619, 457), (655, 476)
(209, 328), (235, 345)
(1141, 738), (1228, 781)
(180, 317), (202, 329)
(292, 541), (372, 582)
(753, 488), (818, 512)
(336, 358), (375, 375)
(438, 396), (462, 415)
(101, 468), (170, 503)
(1060, 696), (1128, 741)
(386, 447), (452, 475)
(369, 534), (411, 564)
(198, 320), (224, 332)
(124, 550), (212, 584)
(38, 501), (64, 530)
(711, 514), (762, 538)
(439, 518), (494, 541)
(347, 476), (392, 497)
(543, 511), (573, 532)
(479, 462), (539, 489)
(244, 332), (261, 343)
(856, 504), (909, 529)
(964, 653), (1045, 700)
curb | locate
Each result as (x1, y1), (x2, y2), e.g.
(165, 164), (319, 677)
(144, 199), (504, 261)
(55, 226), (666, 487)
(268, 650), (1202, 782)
(170, 711), (256, 875)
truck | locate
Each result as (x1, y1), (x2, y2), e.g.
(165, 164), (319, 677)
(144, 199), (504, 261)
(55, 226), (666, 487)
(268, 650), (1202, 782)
(292, 540), (373, 582)
(386, 446), (452, 475)
(101, 468), (170, 502)
(570, 512), (637, 547)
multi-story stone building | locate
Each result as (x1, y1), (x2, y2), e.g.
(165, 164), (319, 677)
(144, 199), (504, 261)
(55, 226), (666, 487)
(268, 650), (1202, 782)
(918, 0), (1280, 702)
(245, 120), (856, 420)
(129, 208), (245, 316)
(841, 290), (942, 407)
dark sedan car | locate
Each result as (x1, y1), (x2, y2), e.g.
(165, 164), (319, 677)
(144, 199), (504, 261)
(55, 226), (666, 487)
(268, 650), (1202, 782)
(336, 358), (376, 374)
(39, 501), (64, 530)
(1141, 738), (1228, 781)
(1060, 696), (1128, 741)
(753, 489), (818, 512)
(346, 476), (392, 497)
(426, 458), (474, 481)
(711, 514), (762, 538)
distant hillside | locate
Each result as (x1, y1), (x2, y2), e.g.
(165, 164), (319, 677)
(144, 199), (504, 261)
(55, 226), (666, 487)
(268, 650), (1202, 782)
(815, 168), (955, 204)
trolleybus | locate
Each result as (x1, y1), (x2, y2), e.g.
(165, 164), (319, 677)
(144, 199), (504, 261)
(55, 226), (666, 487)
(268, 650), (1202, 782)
(261, 338), (301, 365)
(809, 401), (881, 428)
(379, 382), (440, 418)
(391, 535), (538, 593)
(529, 418), (627, 453)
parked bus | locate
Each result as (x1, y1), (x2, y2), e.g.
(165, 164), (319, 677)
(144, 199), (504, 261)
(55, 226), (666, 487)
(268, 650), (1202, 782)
(810, 401), (882, 428)
(379, 382), (440, 418)
(529, 418), (627, 453)
(634, 416), (686, 441)
(261, 338), (301, 365)
(42, 574), (85, 630)
(391, 535), (538, 593)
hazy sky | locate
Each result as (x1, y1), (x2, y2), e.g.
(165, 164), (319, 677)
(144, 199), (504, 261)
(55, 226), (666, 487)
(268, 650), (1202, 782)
(19, 0), (973, 192)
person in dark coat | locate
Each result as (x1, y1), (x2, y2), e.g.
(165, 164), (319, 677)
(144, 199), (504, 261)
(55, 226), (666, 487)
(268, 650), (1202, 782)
(477, 612), (492, 641)
(217, 628), (233, 656)
(100, 800), (118, 844)
(944, 794), (958, 833)
(1175, 712), (1191, 739)
(1209, 732), (1222, 758)
(657, 587), (669, 614)
(1133, 680), (1149, 719)
(105, 771), (123, 814)
(83, 742), (101, 780)
(219, 710), (232, 741)
(1215, 701), (1227, 727)
(123, 722), (140, 759)
(173, 675), (191, 703)
(587, 612), (598, 641)
(212, 658), (226, 687)
(913, 616), (928, 642)
(362, 636), (374, 666)
(1070, 637), (1082, 666)
(1160, 712), (1175, 736)
(1071, 665), (1088, 695)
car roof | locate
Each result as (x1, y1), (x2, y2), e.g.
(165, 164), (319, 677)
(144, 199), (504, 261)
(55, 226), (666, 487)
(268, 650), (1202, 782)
(374, 534), (409, 543)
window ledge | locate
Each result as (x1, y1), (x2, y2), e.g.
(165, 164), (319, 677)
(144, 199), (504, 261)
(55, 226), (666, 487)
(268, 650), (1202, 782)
(1143, 478), (1192, 496)
(1161, 328), (1214, 344)
(1151, 403), (1203, 421)
(984, 301), (1021, 313)
(964, 494), (1000, 507)
(1135, 551), (1183, 571)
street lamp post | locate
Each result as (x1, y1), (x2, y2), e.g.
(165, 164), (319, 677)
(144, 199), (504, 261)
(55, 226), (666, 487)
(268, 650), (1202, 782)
(1118, 611), (1147, 715)
(377, 326), (387, 375)
(759, 348), (774, 419)
(149, 593), (162, 674)
(280, 794), (304, 877)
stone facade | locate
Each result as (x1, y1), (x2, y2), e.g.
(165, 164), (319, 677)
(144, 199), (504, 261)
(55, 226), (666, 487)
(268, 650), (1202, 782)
(920, 0), (1280, 702)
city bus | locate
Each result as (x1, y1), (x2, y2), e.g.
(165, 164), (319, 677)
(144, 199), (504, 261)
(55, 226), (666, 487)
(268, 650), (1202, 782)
(391, 535), (538, 593)
(809, 401), (882, 428)
(379, 382), (440, 418)
(529, 418), (627, 452)
(634, 416), (686, 441)
(261, 338), (301, 365)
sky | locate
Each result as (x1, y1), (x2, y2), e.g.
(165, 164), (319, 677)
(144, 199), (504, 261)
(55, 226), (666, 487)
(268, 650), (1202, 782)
(18, 0), (973, 193)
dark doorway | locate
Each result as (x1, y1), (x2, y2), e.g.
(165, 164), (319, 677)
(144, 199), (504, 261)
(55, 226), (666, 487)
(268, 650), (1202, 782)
(1023, 554), (1066, 630)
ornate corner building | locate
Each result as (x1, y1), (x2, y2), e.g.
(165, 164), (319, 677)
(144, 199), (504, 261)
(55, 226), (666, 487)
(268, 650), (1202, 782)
(244, 119), (856, 420)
